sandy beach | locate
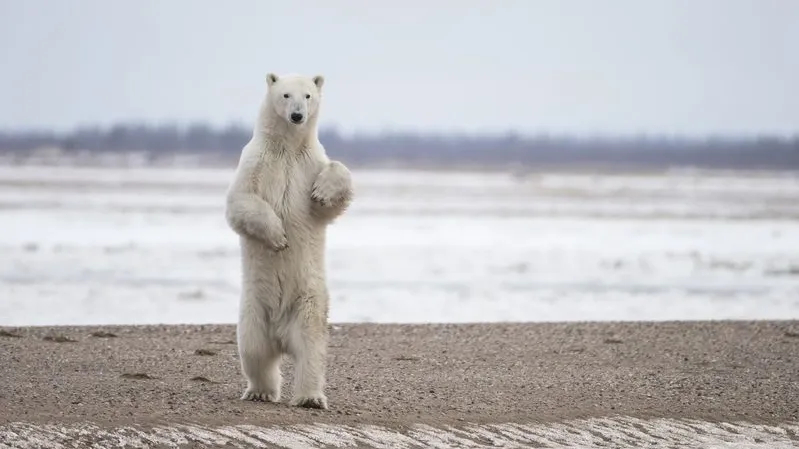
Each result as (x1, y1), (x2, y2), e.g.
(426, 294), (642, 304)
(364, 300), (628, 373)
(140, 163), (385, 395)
(2, 321), (798, 440)
(1, 321), (799, 447)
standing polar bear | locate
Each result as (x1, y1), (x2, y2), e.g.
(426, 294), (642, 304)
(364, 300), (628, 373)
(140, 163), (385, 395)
(225, 72), (352, 410)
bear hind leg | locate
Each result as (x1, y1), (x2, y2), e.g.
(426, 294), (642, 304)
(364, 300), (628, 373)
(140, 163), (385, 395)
(238, 311), (283, 402)
(287, 297), (329, 409)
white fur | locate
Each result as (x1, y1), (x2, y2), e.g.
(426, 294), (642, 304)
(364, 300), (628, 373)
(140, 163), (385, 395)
(225, 73), (352, 410)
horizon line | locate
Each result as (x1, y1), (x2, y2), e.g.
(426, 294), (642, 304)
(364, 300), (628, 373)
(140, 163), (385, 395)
(1, 121), (798, 142)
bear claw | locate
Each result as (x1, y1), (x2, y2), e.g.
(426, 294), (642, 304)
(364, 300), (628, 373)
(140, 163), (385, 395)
(310, 192), (332, 207)
(291, 395), (328, 409)
(241, 390), (280, 403)
(268, 234), (289, 252)
(311, 189), (349, 209)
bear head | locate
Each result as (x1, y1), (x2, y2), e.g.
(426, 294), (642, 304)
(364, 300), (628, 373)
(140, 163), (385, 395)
(266, 73), (325, 128)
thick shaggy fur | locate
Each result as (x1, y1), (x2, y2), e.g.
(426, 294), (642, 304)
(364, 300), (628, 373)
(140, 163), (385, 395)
(225, 73), (352, 409)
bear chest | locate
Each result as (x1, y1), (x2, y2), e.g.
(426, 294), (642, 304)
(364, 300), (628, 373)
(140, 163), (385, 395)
(259, 160), (314, 218)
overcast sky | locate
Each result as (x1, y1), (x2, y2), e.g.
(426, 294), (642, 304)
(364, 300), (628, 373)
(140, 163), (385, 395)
(1, 0), (797, 137)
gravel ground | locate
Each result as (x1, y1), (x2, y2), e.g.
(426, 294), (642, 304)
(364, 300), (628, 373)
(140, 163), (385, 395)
(1, 321), (798, 428)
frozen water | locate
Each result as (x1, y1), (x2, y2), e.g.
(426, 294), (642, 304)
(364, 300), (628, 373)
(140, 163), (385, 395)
(0, 164), (797, 326)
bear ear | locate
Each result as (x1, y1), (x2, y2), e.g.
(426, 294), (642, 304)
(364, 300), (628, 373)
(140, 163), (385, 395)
(312, 75), (325, 90)
(266, 73), (279, 87)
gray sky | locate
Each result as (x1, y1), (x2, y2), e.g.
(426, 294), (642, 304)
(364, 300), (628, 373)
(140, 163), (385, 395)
(1, 0), (797, 136)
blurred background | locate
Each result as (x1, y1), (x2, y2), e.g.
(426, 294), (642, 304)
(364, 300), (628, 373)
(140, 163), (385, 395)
(0, 0), (797, 326)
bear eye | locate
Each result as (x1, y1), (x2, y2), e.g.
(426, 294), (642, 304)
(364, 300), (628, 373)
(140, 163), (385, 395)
(283, 93), (290, 99)
(305, 94), (311, 99)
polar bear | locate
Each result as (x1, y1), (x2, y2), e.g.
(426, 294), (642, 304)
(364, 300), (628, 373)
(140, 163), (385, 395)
(224, 72), (352, 410)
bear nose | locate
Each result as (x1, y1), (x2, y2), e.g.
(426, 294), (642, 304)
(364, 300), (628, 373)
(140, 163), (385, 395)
(290, 112), (304, 124)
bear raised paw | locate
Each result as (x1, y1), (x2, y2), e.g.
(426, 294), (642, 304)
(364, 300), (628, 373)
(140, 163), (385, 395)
(225, 72), (353, 410)
(311, 161), (353, 218)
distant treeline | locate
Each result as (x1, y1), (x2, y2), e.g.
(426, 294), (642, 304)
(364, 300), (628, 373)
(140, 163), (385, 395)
(1, 122), (798, 170)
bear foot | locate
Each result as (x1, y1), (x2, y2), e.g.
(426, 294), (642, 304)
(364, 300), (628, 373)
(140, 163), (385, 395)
(241, 388), (280, 403)
(291, 394), (328, 410)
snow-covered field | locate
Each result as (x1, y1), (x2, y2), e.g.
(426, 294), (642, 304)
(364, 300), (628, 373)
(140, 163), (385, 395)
(1, 164), (798, 326)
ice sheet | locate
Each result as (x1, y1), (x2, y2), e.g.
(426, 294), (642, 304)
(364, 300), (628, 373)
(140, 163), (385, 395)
(1, 165), (797, 325)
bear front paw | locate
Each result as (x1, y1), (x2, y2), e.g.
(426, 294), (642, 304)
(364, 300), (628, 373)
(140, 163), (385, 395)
(311, 162), (352, 209)
(269, 233), (289, 252)
(265, 227), (289, 252)
(311, 187), (350, 209)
